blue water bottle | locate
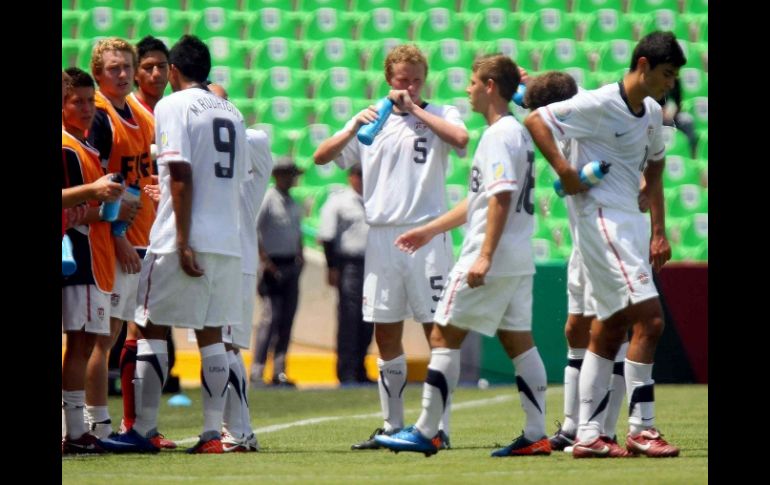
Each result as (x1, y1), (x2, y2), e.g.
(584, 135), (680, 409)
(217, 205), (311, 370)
(62, 234), (76, 276)
(99, 173), (124, 221)
(111, 184), (141, 236)
(512, 83), (527, 107)
(553, 160), (611, 197)
(356, 97), (394, 146)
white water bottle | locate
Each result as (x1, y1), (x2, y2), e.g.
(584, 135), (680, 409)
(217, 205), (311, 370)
(554, 161), (611, 197)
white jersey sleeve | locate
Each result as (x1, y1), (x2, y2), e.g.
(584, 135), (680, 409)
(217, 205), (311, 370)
(335, 119), (361, 170)
(537, 90), (604, 142)
(318, 192), (340, 242)
(240, 128), (274, 275)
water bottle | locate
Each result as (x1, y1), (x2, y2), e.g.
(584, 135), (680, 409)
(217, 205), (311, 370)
(99, 173), (124, 221)
(111, 184), (141, 236)
(553, 160), (611, 197)
(512, 83), (527, 107)
(62, 234), (76, 276)
(356, 97), (394, 146)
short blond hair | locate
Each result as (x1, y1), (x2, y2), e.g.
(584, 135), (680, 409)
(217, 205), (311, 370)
(90, 37), (137, 77)
(384, 44), (428, 82)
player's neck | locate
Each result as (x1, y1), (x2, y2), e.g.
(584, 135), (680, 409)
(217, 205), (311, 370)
(484, 101), (510, 126)
(135, 89), (160, 111)
(100, 90), (127, 111)
(621, 73), (646, 114)
(63, 124), (85, 141)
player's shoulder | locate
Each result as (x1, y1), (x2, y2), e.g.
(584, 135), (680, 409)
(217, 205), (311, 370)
(246, 127), (269, 143)
(423, 101), (458, 116)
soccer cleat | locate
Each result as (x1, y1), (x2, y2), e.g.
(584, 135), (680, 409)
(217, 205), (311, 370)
(90, 419), (113, 440)
(222, 430), (260, 452)
(148, 431), (177, 449)
(99, 428), (160, 453)
(61, 433), (107, 455)
(187, 436), (224, 454)
(351, 427), (400, 450)
(374, 426), (439, 457)
(271, 373), (297, 388)
(625, 428), (680, 457)
(491, 433), (552, 457)
(436, 430), (451, 450)
(573, 435), (614, 458)
(548, 421), (576, 451)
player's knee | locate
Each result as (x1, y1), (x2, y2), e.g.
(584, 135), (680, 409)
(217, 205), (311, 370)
(637, 316), (665, 342)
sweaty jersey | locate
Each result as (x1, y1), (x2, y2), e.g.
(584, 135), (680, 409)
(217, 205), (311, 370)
(538, 82), (665, 213)
(240, 128), (274, 275)
(93, 91), (156, 248)
(334, 103), (466, 226)
(456, 115), (535, 277)
(62, 130), (116, 292)
(150, 87), (249, 257)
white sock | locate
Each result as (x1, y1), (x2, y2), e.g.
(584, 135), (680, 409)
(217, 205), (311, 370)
(604, 342), (629, 439)
(62, 390), (87, 440)
(133, 339), (168, 437)
(85, 405), (110, 427)
(513, 347), (548, 441)
(236, 352), (254, 436)
(223, 350), (245, 438)
(377, 354), (407, 432)
(625, 358), (655, 435)
(563, 347), (586, 435)
(200, 343), (229, 436)
(438, 392), (453, 437)
(576, 351), (613, 443)
(415, 348), (460, 439)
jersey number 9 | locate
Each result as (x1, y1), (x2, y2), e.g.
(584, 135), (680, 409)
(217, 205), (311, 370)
(213, 117), (236, 179)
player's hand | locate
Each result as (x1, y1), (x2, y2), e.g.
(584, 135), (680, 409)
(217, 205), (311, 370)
(649, 234), (671, 272)
(394, 226), (434, 254)
(353, 106), (380, 129)
(389, 89), (415, 113)
(144, 182), (160, 203)
(467, 255), (491, 288)
(118, 198), (140, 223)
(327, 268), (339, 287)
(92, 173), (125, 202)
(65, 204), (89, 228)
(178, 245), (204, 277)
(518, 66), (530, 85)
(114, 236), (142, 274)
(558, 167), (589, 195)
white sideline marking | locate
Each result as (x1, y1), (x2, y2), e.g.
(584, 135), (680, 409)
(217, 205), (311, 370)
(175, 394), (514, 445)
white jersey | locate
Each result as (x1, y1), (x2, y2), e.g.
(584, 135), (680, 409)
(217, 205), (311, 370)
(334, 103), (466, 226)
(538, 82), (665, 214)
(240, 129), (274, 275)
(455, 115), (535, 277)
(150, 87), (250, 256)
(318, 187), (368, 258)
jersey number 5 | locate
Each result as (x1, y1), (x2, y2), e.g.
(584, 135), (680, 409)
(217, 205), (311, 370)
(413, 137), (427, 164)
(213, 118), (236, 178)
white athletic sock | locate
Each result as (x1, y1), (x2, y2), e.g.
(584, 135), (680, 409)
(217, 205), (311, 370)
(415, 348), (460, 439)
(377, 354), (407, 432)
(604, 342), (629, 439)
(625, 358), (655, 435)
(133, 339), (168, 437)
(223, 350), (245, 438)
(236, 352), (254, 436)
(513, 347), (548, 441)
(62, 390), (87, 440)
(577, 351), (613, 443)
(85, 405), (110, 427)
(200, 343), (228, 436)
(563, 347), (586, 435)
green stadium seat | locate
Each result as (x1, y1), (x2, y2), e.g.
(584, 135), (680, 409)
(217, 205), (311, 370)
(414, 8), (467, 41)
(668, 183), (707, 216)
(693, 241), (707, 262)
(684, 0), (708, 14)
(363, 38), (406, 72)
(295, 123), (333, 158)
(423, 39), (478, 71)
(194, 7), (248, 39)
(572, 0), (624, 14)
(539, 38), (592, 70)
(438, 97), (486, 131)
(536, 161), (558, 189)
(662, 155), (700, 187)
(526, 9), (577, 41)
(76, 38), (102, 72)
(696, 130), (707, 160)
(637, 9), (691, 41)
(659, 125), (690, 157)
(257, 97), (315, 134)
(407, 0), (457, 11)
(479, 39), (536, 70)
(64, 0), (74, 9)
(692, 15), (707, 42)
(257, 67), (312, 99)
(206, 37), (252, 69)
(681, 96), (708, 130)
(534, 188), (567, 219)
(78, 0), (126, 9)
(297, 0), (349, 10)
(302, 159), (349, 186)
(518, 0), (570, 13)
(466, 128), (482, 156)
(316, 96), (371, 126)
(63, 10), (85, 39)
(134, 8), (191, 39)
(696, 157), (707, 188)
(355, 0), (402, 12)
(445, 184), (469, 209)
(463, 0), (511, 12)
(303, 8), (357, 41)
(248, 8), (302, 40)
(62, 39), (87, 70)
(252, 37), (306, 70)
(584, 9), (636, 43)
(597, 39), (633, 72)
(532, 238), (561, 262)
(309, 38), (362, 71)
(432, 67), (471, 99)
(446, 154), (471, 185)
(231, 97), (258, 126)
(188, 0), (239, 10)
(473, 9), (526, 42)
(208, 66), (254, 98)
(131, 0), (182, 10)
(681, 212), (707, 247)
(250, 122), (294, 156)
(679, 67), (707, 98)
(79, 7), (136, 39)
(315, 67), (371, 99)
(358, 8), (412, 41)
(686, 41), (707, 72)
(544, 217), (571, 248)
(629, 0), (680, 14)
(562, 66), (590, 89)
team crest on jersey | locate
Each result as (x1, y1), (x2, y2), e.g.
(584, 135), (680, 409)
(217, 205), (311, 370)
(492, 160), (506, 180)
(647, 125), (655, 140)
(414, 121), (428, 133)
(553, 106), (572, 122)
(160, 131), (168, 149)
(637, 272), (650, 285)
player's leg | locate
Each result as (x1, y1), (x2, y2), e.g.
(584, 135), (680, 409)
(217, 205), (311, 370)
(270, 261), (300, 386)
(84, 316), (123, 438)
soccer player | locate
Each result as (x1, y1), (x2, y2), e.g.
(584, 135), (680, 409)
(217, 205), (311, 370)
(524, 31), (685, 458)
(314, 44), (468, 450)
(101, 35), (250, 454)
(374, 54), (550, 457)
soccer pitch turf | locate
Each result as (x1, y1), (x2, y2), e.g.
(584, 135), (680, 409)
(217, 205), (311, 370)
(63, 384), (707, 484)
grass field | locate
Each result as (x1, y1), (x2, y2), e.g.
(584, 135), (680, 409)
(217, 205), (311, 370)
(63, 384), (707, 484)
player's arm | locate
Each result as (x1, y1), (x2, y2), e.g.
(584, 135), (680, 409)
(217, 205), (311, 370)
(391, 90), (468, 149)
(524, 111), (584, 195)
(467, 192), (511, 288)
(643, 158), (671, 271)
(62, 173), (124, 208)
(395, 198), (468, 254)
(313, 107), (378, 165)
(169, 161), (203, 277)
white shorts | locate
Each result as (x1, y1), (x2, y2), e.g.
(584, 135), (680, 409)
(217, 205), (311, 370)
(434, 268), (533, 337)
(566, 246), (597, 317)
(223, 273), (256, 349)
(62, 285), (111, 335)
(110, 261), (141, 322)
(363, 224), (453, 324)
(577, 205), (658, 321)
(134, 250), (242, 329)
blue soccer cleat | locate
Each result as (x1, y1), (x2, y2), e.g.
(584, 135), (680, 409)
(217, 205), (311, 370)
(99, 428), (160, 453)
(374, 425), (440, 457)
(490, 432), (552, 457)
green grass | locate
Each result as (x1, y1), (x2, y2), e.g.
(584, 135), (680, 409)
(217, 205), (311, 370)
(63, 384), (707, 484)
